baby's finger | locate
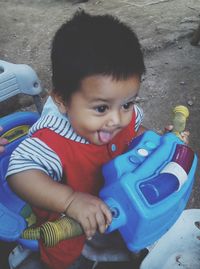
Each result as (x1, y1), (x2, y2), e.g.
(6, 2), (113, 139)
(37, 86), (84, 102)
(96, 211), (107, 234)
(164, 125), (173, 132)
(100, 203), (112, 225)
(180, 131), (190, 144)
(181, 130), (190, 136)
(87, 214), (97, 238)
(80, 217), (92, 239)
(0, 137), (8, 145)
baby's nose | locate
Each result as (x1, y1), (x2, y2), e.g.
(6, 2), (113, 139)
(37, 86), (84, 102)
(107, 110), (121, 126)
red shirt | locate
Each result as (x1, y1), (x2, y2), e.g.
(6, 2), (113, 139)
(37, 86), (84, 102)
(32, 113), (136, 269)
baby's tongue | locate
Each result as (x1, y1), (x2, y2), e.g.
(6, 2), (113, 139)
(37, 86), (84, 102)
(98, 131), (112, 143)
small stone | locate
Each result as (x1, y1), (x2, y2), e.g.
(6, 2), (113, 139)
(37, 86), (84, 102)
(187, 100), (193, 106)
(180, 81), (185, 85)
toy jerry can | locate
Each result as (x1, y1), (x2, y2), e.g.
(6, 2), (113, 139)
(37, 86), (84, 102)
(100, 130), (198, 252)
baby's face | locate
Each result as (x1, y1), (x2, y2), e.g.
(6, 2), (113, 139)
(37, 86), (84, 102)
(64, 74), (140, 145)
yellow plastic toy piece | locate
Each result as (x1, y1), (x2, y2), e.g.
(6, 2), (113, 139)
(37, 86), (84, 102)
(21, 216), (83, 247)
(22, 226), (41, 240)
(1, 125), (30, 143)
(40, 216), (83, 247)
(172, 105), (189, 140)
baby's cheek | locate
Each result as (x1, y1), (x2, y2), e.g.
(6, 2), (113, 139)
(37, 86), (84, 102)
(123, 113), (133, 127)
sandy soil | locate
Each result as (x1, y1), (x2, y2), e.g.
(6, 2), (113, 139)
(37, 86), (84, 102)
(0, 0), (200, 208)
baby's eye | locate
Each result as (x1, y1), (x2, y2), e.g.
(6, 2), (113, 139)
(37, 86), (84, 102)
(95, 105), (108, 113)
(122, 101), (134, 110)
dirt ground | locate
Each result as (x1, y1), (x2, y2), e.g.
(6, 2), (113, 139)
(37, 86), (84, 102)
(0, 0), (200, 210)
(0, 1), (200, 269)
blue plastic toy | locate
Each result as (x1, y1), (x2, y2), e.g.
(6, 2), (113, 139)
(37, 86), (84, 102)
(100, 130), (198, 252)
(0, 59), (42, 252)
(0, 60), (198, 258)
(0, 112), (40, 251)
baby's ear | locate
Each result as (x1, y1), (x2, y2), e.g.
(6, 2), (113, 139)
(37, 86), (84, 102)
(51, 92), (68, 114)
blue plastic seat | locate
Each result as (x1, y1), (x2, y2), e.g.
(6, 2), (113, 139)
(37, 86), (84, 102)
(0, 60), (42, 251)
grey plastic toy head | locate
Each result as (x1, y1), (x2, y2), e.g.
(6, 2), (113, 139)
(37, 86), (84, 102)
(0, 60), (42, 102)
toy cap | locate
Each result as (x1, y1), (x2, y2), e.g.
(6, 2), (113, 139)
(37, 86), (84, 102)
(173, 105), (189, 118)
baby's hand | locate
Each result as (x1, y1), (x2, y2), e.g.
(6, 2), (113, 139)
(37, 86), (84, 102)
(0, 127), (8, 153)
(164, 125), (190, 144)
(65, 192), (112, 239)
(178, 130), (190, 144)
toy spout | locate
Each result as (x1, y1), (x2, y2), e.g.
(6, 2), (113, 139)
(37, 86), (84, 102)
(172, 105), (189, 140)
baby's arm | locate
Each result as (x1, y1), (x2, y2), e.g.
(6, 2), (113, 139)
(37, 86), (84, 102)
(6, 135), (111, 239)
(8, 170), (74, 213)
(8, 170), (112, 239)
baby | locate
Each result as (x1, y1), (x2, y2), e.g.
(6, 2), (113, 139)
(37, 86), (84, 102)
(7, 10), (146, 269)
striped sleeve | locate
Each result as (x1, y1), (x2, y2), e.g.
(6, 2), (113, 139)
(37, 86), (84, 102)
(6, 137), (63, 182)
(134, 105), (144, 131)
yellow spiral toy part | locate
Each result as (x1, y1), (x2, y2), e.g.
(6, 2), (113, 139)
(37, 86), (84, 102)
(172, 105), (189, 139)
(22, 226), (41, 240)
(173, 105), (189, 119)
(21, 216), (83, 247)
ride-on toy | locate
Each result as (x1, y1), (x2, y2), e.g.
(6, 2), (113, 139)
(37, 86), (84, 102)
(0, 60), (42, 268)
(0, 60), (198, 268)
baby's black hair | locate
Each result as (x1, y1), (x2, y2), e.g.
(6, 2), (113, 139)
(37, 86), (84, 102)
(51, 10), (145, 101)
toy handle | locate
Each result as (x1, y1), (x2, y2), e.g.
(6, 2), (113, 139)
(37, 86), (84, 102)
(21, 198), (126, 245)
(22, 216), (83, 247)
(172, 105), (189, 140)
(21, 198), (127, 245)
